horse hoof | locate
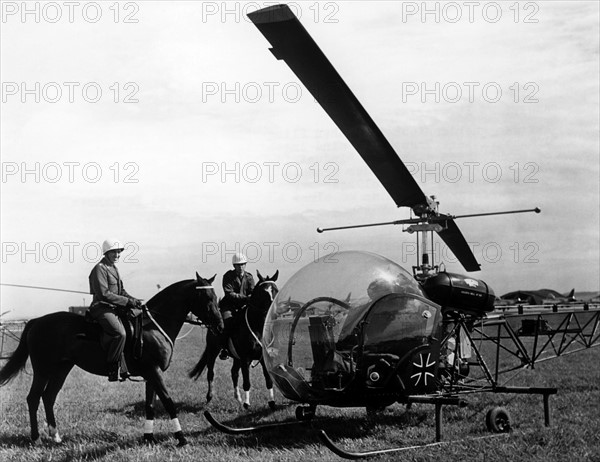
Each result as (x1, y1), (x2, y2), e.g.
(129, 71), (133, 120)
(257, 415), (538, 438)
(176, 437), (188, 447)
(268, 400), (276, 411)
(174, 431), (187, 447)
(143, 434), (157, 445)
(243, 403), (250, 410)
(47, 426), (62, 444)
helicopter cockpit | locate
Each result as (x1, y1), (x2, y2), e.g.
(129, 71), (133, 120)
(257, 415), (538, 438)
(262, 251), (443, 404)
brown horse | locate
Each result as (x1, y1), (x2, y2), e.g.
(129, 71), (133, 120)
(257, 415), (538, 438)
(189, 270), (278, 409)
(0, 273), (223, 446)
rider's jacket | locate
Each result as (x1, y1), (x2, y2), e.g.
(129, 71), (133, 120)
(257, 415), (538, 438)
(220, 269), (255, 312)
(89, 257), (132, 308)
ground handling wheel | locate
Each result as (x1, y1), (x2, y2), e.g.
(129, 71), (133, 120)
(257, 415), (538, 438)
(486, 406), (511, 433)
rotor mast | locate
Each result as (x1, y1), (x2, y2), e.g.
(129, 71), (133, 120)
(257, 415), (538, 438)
(407, 196), (441, 279)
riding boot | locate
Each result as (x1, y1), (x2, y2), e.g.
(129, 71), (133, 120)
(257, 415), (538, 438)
(119, 354), (130, 381)
(219, 348), (230, 360)
(108, 363), (120, 382)
(219, 339), (231, 360)
(219, 317), (233, 360)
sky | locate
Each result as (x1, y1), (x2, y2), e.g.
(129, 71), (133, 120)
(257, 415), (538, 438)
(1, 1), (599, 320)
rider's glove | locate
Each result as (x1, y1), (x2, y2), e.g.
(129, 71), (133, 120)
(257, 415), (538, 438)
(128, 298), (142, 308)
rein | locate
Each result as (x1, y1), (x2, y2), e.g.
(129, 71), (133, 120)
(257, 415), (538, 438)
(142, 283), (217, 348)
(243, 280), (278, 350)
(143, 305), (174, 351)
(244, 306), (264, 350)
(183, 316), (223, 336)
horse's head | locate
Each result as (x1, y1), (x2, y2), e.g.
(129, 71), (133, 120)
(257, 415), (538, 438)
(249, 270), (279, 313)
(191, 273), (224, 333)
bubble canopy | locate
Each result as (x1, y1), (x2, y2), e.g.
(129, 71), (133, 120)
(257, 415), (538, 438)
(262, 251), (436, 402)
(271, 251), (423, 313)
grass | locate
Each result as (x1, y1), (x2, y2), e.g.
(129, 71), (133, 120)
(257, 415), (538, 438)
(0, 325), (599, 461)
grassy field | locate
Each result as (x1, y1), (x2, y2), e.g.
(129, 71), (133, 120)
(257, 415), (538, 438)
(1, 324), (599, 462)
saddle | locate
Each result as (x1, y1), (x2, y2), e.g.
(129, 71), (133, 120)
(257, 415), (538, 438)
(222, 306), (264, 361)
(84, 303), (145, 360)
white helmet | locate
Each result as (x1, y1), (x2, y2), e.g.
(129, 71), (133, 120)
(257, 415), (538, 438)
(232, 252), (247, 265)
(102, 238), (124, 255)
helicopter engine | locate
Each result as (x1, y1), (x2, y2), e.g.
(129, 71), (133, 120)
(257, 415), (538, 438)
(421, 272), (495, 316)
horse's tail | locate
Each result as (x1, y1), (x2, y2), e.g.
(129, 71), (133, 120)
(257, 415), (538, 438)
(188, 348), (208, 380)
(0, 319), (34, 386)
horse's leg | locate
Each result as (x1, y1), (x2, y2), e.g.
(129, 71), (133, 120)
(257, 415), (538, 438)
(41, 365), (72, 443)
(260, 358), (276, 410)
(189, 332), (221, 404)
(240, 360), (252, 409)
(206, 347), (219, 403)
(26, 373), (49, 443)
(145, 366), (187, 446)
(143, 381), (157, 444)
(231, 359), (242, 404)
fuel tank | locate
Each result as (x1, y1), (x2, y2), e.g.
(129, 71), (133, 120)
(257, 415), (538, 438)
(421, 272), (495, 315)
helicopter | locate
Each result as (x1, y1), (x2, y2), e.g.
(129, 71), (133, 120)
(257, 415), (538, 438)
(204, 4), (600, 458)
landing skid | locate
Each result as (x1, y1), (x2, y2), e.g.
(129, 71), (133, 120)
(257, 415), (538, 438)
(206, 407), (512, 459)
(203, 410), (309, 435)
(318, 430), (511, 460)
(319, 429), (446, 460)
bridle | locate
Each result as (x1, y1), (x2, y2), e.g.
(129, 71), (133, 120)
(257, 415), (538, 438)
(188, 283), (225, 336)
(250, 280), (278, 308)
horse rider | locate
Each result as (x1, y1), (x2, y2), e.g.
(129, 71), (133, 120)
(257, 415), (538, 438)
(219, 252), (255, 359)
(89, 238), (143, 382)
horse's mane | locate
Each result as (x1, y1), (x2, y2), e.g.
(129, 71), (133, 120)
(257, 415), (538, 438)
(147, 279), (195, 306)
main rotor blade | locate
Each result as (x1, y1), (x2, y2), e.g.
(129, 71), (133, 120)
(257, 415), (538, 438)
(248, 4), (428, 210)
(249, 5), (480, 272)
(433, 215), (481, 271)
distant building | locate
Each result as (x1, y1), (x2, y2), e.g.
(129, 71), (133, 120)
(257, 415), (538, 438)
(68, 306), (89, 316)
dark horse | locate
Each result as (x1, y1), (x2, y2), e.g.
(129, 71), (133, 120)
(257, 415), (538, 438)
(0, 273), (223, 446)
(189, 270), (278, 409)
